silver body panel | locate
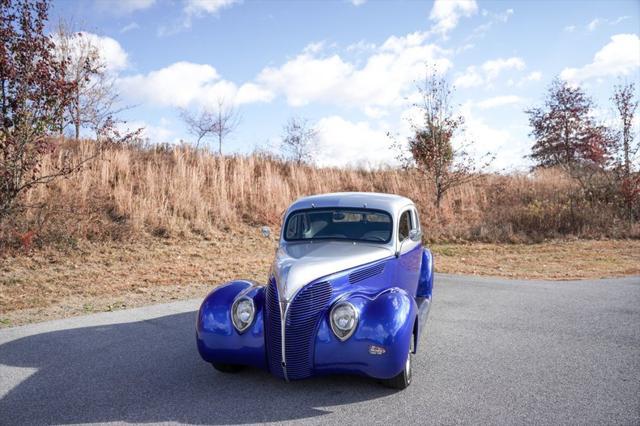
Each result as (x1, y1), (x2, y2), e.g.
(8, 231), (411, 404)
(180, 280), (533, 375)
(272, 241), (394, 303)
(270, 192), (421, 379)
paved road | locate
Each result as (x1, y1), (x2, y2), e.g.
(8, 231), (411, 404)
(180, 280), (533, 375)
(1, 274), (639, 425)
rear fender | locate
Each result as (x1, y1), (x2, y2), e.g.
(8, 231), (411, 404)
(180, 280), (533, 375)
(417, 248), (434, 298)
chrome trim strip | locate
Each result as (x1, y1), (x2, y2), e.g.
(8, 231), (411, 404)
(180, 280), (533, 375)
(280, 299), (289, 382)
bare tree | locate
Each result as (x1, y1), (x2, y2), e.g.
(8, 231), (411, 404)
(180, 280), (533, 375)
(53, 20), (126, 140)
(281, 117), (317, 164)
(212, 97), (240, 155)
(393, 66), (492, 209)
(612, 81), (638, 176)
(612, 81), (639, 220)
(180, 97), (240, 153)
(179, 108), (216, 149)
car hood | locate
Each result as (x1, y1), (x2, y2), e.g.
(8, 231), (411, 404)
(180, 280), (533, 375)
(272, 241), (394, 303)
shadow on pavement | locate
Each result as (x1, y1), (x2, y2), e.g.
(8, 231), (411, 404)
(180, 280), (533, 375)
(0, 312), (393, 424)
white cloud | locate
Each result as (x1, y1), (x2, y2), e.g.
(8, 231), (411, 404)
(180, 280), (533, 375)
(350, 0), (367, 6)
(256, 31), (451, 112)
(158, 0), (241, 35)
(120, 22), (140, 33)
(525, 71), (542, 81)
(454, 57), (525, 88)
(458, 102), (525, 170)
(470, 8), (514, 39)
(429, 0), (478, 37)
(119, 119), (176, 143)
(96, 0), (156, 15)
(564, 25), (576, 32)
(587, 18), (601, 31)
(118, 61), (273, 108)
(476, 95), (523, 109)
(184, 0), (241, 17)
(53, 32), (128, 73)
(560, 34), (640, 82)
(314, 116), (393, 168)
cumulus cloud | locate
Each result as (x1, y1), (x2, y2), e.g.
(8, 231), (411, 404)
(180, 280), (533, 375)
(314, 116), (393, 168)
(454, 57), (525, 88)
(53, 32), (129, 73)
(476, 95), (524, 109)
(429, 0), (478, 37)
(118, 61), (273, 108)
(118, 119), (176, 143)
(458, 102), (527, 170)
(256, 31), (451, 112)
(560, 34), (640, 83)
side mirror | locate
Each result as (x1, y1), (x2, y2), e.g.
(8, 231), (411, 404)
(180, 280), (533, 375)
(261, 226), (271, 238)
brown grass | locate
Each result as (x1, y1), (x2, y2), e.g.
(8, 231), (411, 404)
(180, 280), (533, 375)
(1, 234), (638, 327)
(2, 139), (637, 250)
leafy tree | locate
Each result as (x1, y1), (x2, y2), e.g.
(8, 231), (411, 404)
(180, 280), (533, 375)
(526, 79), (615, 169)
(281, 116), (317, 165)
(0, 0), (76, 219)
(394, 67), (492, 208)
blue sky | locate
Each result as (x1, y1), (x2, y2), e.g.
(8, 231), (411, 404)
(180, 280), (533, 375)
(49, 0), (640, 170)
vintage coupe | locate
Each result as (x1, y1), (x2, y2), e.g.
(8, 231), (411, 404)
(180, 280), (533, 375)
(196, 192), (434, 389)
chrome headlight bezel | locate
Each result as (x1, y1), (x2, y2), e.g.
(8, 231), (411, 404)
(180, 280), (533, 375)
(231, 296), (255, 333)
(330, 301), (359, 341)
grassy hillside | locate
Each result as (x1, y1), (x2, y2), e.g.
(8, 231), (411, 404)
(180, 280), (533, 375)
(2, 139), (637, 251)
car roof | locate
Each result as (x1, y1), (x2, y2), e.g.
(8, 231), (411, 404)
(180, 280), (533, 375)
(286, 192), (415, 218)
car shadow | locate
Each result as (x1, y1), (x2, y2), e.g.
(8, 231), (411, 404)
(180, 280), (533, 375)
(0, 311), (394, 425)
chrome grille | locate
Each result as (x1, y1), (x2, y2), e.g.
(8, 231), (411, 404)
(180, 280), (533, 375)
(265, 281), (284, 378)
(349, 263), (384, 284)
(264, 280), (332, 380)
(285, 281), (332, 379)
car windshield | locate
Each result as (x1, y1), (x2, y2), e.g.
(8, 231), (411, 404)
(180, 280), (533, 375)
(284, 208), (392, 243)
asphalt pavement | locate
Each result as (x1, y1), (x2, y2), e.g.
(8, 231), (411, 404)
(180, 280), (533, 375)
(1, 274), (639, 425)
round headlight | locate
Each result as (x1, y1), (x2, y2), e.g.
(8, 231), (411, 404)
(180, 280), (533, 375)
(232, 297), (255, 333)
(330, 301), (358, 341)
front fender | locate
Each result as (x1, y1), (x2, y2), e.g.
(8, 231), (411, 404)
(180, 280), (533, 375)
(313, 288), (417, 380)
(196, 280), (267, 369)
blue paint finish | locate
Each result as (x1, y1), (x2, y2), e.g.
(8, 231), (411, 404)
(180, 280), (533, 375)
(196, 281), (267, 370)
(196, 233), (434, 382)
(417, 248), (434, 298)
(314, 287), (416, 379)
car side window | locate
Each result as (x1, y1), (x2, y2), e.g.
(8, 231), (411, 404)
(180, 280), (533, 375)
(398, 210), (412, 241)
(412, 208), (421, 232)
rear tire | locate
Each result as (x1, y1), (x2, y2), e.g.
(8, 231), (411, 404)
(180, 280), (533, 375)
(212, 363), (244, 373)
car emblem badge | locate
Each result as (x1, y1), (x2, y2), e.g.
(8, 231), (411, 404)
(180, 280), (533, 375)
(368, 345), (386, 355)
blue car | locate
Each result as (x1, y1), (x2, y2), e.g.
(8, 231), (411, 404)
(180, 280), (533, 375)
(196, 192), (434, 389)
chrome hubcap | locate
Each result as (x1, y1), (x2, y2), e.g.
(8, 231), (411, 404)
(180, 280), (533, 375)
(405, 352), (412, 384)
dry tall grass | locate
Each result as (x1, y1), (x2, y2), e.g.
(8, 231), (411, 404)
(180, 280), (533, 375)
(3, 139), (638, 249)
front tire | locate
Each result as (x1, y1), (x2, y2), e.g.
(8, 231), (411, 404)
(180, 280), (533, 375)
(382, 349), (412, 389)
(212, 363), (243, 373)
